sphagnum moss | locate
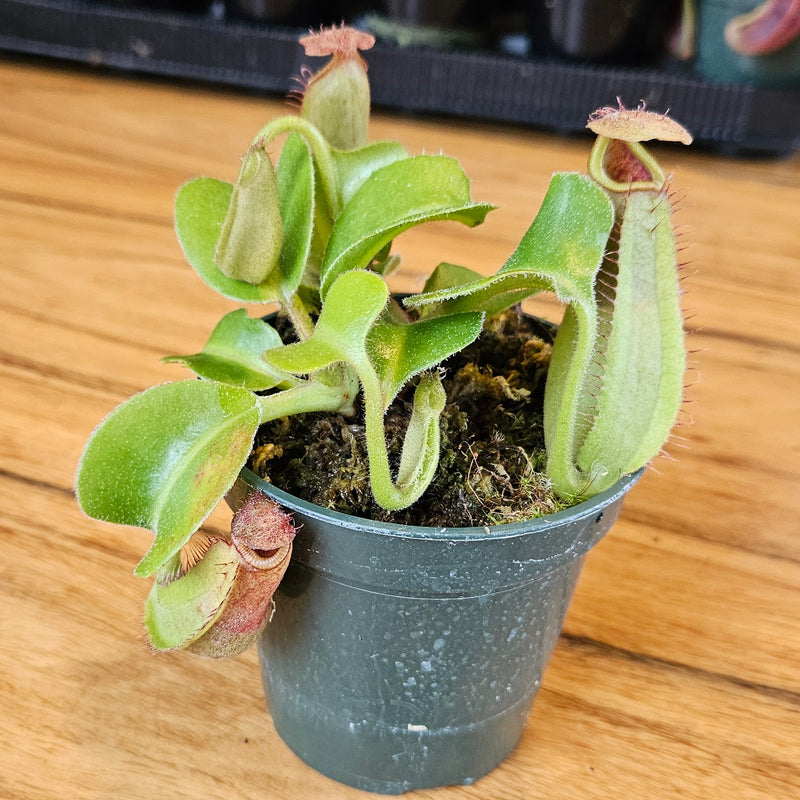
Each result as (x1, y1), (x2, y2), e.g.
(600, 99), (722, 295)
(250, 309), (566, 528)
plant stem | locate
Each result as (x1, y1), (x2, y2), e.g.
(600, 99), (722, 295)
(256, 379), (350, 424)
(250, 116), (342, 217)
(284, 292), (315, 340)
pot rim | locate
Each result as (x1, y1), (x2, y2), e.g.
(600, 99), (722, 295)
(235, 466), (642, 542)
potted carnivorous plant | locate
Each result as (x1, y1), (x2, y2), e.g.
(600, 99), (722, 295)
(76, 25), (692, 793)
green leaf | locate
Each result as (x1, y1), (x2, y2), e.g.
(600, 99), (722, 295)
(332, 140), (409, 205)
(320, 155), (494, 298)
(367, 310), (484, 405)
(174, 140), (315, 305)
(421, 262), (485, 294)
(76, 380), (260, 577)
(500, 171), (613, 303)
(271, 132), (315, 300)
(406, 173), (614, 317)
(144, 541), (238, 651)
(175, 177), (276, 302)
(263, 270), (389, 376)
(262, 271), (459, 512)
(162, 309), (296, 391)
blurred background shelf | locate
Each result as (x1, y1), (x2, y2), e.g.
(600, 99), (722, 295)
(1, 0), (798, 155)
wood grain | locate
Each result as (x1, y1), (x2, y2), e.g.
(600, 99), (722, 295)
(1, 58), (798, 800)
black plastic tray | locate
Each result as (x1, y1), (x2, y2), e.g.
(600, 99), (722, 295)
(2, 0), (798, 156)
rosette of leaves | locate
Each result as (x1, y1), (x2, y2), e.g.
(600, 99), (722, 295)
(75, 25), (692, 658)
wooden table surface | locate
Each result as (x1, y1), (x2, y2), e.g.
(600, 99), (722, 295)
(1, 56), (798, 800)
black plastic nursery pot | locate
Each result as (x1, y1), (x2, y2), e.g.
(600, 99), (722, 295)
(229, 466), (641, 793)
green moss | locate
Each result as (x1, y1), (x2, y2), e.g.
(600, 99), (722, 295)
(250, 308), (569, 527)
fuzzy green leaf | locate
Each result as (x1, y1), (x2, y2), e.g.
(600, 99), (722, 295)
(76, 380), (260, 577)
(162, 309), (296, 391)
(175, 177), (272, 302)
(144, 541), (238, 651)
(262, 271), (457, 512)
(420, 262), (485, 294)
(408, 269), (551, 319)
(174, 139), (314, 305)
(332, 140), (409, 205)
(367, 311), (484, 406)
(500, 172), (613, 299)
(405, 173), (613, 317)
(272, 132), (315, 299)
(263, 270), (389, 376)
(320, 155), (494, 298)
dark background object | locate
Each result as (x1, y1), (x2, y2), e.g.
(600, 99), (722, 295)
(226, 0), (321, 25)
(383, 0), (469, 26)
(91, 0), (212, 9)
(0, 0), (798, 156)
(528, 0), (682, 65)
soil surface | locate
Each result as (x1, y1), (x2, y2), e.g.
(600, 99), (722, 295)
(250, 308), (568, 527)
